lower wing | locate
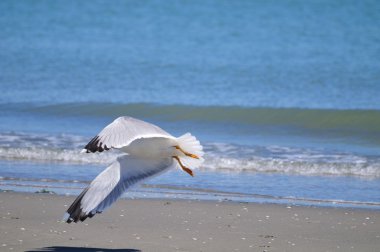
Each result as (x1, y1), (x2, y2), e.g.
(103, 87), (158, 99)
(63, 155), (174, 223)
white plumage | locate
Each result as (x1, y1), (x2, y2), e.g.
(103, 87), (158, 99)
(63, 116), (204, 223)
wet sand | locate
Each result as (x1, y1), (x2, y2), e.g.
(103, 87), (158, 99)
(0, 191), (379, 252)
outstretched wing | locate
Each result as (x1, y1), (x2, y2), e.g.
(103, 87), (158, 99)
(63, 155), (174, 223)
(83, 116), (175, 153)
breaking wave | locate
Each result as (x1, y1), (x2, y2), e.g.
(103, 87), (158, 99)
(0, 132), (379, 177)
(4, 102), (380, 135)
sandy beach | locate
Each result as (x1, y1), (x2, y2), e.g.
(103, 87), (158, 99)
(0, 191), (378, 252)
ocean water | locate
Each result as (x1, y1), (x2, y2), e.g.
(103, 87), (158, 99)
(1, 0), (380, 209)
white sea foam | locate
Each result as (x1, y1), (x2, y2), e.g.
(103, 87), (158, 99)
(0, 146), (379, 177)
(1, 133), (379, 177)
(204, 143), (380, 177)
(203, 155), (380, 177)
(0, 147), (116, 164)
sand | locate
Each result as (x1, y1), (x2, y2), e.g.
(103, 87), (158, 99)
(0, 191), (379, 252)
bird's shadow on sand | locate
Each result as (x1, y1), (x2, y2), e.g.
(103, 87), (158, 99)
(25, 246), (140, 252)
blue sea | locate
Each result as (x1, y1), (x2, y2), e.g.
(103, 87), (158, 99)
(1, 0), (380, 209)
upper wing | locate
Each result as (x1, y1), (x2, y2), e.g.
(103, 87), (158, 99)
(83, 116), (174, 153)
(63, 155), (174, 223)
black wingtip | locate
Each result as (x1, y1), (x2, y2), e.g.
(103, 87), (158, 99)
(83, 136), (110, 153)
(64, 188), (93, 223)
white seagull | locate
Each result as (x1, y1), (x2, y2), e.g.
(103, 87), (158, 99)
(63, 116), (204, 223)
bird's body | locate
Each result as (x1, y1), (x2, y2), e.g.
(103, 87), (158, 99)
(63, 116), (204, 223)
(121, 137), (176, 159)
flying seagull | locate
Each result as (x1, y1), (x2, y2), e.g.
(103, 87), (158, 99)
(63, 116), (204, 223)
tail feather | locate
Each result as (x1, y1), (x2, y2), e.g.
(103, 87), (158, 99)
(177, 133), (204, 169)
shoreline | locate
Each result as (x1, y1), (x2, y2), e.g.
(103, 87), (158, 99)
(2, 159), (380, 211)
(2, 176), (380, 211)
(1, 191), (379, 251)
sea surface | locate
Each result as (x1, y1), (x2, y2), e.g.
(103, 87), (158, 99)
(1, 0), (380, 209)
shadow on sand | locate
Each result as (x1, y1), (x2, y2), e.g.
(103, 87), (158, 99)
(25, 246), (141, 252)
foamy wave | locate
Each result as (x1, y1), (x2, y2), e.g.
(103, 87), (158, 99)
(1, 145), (380, 177)
(203, 143), (380, 177)
(1, 132), (379, 177)
(203, 155), (380, 177)
(0, 147), (117, 165)
(0, 131), (87, 149)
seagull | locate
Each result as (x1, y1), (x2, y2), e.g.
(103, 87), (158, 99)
(63, 116), (204, 223)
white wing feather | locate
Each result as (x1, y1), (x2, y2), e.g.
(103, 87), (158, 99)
(63, 155), (174, 223)
(83, 116), (175, 153)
